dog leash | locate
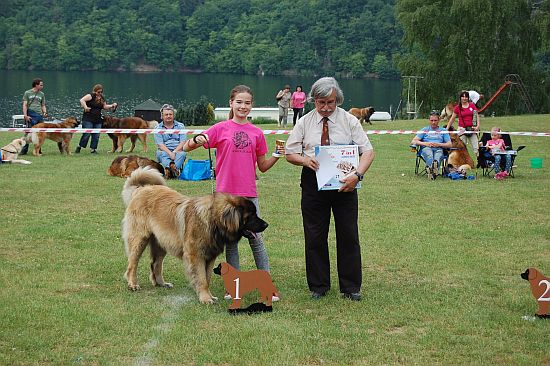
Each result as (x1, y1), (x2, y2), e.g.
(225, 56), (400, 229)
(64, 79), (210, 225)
(193, 133), (216, 194)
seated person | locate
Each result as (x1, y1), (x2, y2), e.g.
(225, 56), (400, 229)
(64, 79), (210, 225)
(411, 110), (452, 179)
(484, 126), (511, 178)
(154, 104), (187, 178)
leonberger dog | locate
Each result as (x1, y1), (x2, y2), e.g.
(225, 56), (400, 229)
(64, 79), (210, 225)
(107, 155), (164, 178)
(348, 107), (375, 125)
(1, 138), (31, 164)
(214, 262), (278, 310)
(521, 268), (550, 317)
(447, 127), (474, 170)
(28, 116), (79, 156)
(103, 116), (158, 153)
(121, 167), (269, 304)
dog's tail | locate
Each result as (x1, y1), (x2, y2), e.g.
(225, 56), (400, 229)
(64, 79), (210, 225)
(122, 167), (166, 206)
(25, 132), (39, 145)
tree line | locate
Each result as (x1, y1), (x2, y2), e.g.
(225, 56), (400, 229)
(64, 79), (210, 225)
(0, 0), (401, 78)
(1, 0), (548, 113)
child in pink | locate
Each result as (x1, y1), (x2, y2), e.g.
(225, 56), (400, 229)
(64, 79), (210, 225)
(185, 85), (283, 300)
(486, 127), (511, 177)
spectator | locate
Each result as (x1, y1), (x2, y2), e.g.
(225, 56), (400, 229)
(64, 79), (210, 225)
(276, 84), (291, 128)
(154, 104), (187, 177)
(291, 85), (307, 126)
(411, 110), (452, 180)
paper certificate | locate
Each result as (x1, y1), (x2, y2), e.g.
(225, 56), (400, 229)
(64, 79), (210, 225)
(315, 145), (361, 190)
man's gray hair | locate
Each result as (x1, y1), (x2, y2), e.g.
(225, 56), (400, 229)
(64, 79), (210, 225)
(307, 77), (344, 105)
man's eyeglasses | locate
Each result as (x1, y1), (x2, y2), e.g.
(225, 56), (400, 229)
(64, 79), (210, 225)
(430, 110), (440, 116)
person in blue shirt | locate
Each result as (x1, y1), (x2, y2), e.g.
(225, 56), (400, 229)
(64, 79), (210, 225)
(411, 110), (452, 180)
(153, 104), (187, 178)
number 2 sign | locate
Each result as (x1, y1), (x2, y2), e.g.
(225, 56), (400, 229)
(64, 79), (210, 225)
(521, 268), (550, 318)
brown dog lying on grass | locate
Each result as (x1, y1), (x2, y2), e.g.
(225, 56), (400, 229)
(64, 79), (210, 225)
(107, 155), (164, 178)
(348, 107), (375, 124)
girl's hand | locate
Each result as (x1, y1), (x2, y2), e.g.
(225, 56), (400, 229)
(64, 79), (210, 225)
(193, 133), (209, 146)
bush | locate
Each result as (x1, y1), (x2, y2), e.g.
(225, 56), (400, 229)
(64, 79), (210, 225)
(176, 96), (216, 126)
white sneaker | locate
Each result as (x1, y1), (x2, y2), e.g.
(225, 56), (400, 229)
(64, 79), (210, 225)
(224, 293), (232, 300)
(272, 294), (280, 302)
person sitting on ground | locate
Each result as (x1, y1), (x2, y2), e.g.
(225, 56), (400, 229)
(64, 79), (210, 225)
(153, 104), (187, 178)
(411, 110), (452, 180)
(484, 126), (511, 179)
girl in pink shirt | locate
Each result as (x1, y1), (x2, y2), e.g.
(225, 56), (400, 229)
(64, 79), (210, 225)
(185, 85), (283, 300)
(485, 126), (511, 177)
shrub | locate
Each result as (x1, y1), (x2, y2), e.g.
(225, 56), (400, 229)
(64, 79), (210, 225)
(176, 96), (216, 126)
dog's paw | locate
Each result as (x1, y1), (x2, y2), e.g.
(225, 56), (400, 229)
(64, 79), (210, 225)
(128, 284), (141, 291)
(199, 294), (215, 304)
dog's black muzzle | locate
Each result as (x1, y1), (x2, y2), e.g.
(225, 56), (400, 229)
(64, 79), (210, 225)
(520, 269), (529, 281)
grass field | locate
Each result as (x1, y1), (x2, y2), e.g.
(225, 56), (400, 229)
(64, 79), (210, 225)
(1, 114), (549, 365)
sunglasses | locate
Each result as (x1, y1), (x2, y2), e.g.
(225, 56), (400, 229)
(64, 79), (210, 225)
(430, 110), (440, 116)
(161, 104), (174, 112)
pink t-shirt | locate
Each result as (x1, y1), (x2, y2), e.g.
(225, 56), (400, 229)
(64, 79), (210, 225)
(487, 138), (505, 151)
(453, 102), (478, 127)
(291, 91), (307, 109)
(203, 120), (268, 197)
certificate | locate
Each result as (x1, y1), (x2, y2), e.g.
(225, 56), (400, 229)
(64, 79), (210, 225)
(315, 145), (361, 190)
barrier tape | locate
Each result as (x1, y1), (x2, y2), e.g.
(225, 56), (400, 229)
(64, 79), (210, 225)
(1, 127), (549, 137)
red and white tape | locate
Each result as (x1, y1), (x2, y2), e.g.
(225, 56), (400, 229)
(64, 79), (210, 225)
(1, 127), (549, 137)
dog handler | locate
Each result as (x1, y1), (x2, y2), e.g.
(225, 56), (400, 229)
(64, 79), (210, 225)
(285, 77), (375, 301)
(20, 78), (47, 155)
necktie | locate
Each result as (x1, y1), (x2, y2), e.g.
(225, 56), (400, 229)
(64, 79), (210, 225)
(321, 117), (330, 146)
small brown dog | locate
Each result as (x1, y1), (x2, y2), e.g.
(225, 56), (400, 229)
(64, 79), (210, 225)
(102, 116), (158, 153)
(1, 138), (31, 164)
(107, 155), (164, 178)
(28, 117), (79, 156)
(521, 268), (550, 317)
(214, 262), (278, 309)
(447, 128), (474, 169)
(348, 107), (375, 125)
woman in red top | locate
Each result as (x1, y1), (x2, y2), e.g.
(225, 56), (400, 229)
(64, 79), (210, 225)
(446, 90), (480, 156)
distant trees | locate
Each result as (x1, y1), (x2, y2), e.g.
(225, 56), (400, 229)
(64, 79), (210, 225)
(396, 0), (549, 113)
(0, 0), (402, 78)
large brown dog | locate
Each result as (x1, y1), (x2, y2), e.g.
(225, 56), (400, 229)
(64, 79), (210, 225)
(121, 167), (268, 304)
(521, 268), (550, 317)
(348, 107), (375, 124)
(107, 155), (164, 178)
(213, 262), (278, 309)
(447, 128), (474, 169)
(29, 117), (79, 156)
(102, 116), (158, 153)
(1, 138), (31, 164)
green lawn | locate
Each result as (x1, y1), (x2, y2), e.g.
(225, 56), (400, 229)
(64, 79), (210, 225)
(1, 114), (549, 365)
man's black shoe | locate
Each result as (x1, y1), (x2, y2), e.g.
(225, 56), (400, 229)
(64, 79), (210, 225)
(342, 292), (361, 301)
(311, 291), (326, 300)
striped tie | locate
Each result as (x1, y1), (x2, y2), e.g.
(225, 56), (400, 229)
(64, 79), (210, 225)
(321, 117), (330, 145)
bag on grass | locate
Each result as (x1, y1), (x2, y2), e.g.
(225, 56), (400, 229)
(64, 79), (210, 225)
(179, 159), (211, 181)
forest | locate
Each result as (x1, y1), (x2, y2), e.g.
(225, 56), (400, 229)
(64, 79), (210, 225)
(0, 0), (401, 78)
(1, 0), (549, 112)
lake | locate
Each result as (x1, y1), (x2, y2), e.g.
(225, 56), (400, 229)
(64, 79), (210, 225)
(0, 70), (402, 127)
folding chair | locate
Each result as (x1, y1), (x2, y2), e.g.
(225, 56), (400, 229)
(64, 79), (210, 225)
(411, 145), (449, 177)
(477, 132), (526, 177)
